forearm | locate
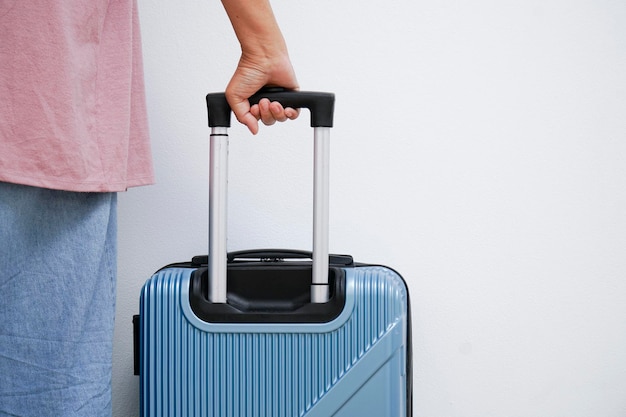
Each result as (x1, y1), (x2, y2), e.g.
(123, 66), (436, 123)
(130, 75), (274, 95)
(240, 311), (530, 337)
(221, 0), (288, 57)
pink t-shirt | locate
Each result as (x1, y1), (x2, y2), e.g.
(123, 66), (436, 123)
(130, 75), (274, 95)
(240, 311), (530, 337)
(0, 0), (154, 192)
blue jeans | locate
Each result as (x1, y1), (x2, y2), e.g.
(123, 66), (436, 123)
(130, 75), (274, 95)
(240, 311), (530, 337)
(0, 183), (117, 417)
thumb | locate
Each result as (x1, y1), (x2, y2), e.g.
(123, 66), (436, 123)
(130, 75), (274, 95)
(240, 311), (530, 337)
(227, 97), (259, 135)
(224, 66), (265, 135)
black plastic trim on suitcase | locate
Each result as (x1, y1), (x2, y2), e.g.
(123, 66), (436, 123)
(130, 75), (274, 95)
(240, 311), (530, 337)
(189, 265), (346, 323)
(132, 315), (140, 376)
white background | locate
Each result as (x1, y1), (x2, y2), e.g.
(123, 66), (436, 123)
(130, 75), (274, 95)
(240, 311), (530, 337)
(114, 0), (626, 415)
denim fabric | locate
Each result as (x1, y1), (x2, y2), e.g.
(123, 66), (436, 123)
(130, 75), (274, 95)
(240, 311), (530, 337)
(0, 182), (117, 417)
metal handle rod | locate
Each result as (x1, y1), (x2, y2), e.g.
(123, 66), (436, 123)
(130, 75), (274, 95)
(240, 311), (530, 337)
(312, 127), (330, 303)
(208, 126), (331, 304)
(208, 127), (228, 303)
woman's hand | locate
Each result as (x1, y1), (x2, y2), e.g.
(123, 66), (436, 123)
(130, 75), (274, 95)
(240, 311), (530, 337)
(222, 0), (300, 134)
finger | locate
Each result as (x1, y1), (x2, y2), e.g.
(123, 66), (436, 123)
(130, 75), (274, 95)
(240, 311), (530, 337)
(269, 101), (288, 123)
(258, 98), (276, 126)
(284, 107), (300, 120)
(250, 104), (261, 120)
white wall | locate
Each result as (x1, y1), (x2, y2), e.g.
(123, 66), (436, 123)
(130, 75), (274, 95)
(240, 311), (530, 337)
(114, 0), (626, 415)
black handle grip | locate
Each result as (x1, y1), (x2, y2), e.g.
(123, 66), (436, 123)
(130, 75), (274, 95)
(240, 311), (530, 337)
(227, 249), (354, 266)
(227, 249), (313, 262)
(206, 88), (335, 128)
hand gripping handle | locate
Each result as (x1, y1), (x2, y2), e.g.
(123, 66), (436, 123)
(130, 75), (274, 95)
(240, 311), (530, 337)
(206, 88), (335, 128)
(205, 89), (335, 304)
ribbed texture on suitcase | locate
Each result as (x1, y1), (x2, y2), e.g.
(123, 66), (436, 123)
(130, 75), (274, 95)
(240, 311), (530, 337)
(140, 266), (408, 417)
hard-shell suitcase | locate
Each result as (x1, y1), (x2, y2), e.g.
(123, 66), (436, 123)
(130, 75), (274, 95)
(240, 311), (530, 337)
(135, 90), (412, 417)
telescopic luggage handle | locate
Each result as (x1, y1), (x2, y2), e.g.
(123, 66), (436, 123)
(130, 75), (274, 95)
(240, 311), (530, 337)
(205, 89), (335, 304)
(206, 88), (335, 128)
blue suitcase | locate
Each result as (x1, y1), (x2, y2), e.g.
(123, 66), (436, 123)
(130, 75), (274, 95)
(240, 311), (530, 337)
(135, 90), (412, 416)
